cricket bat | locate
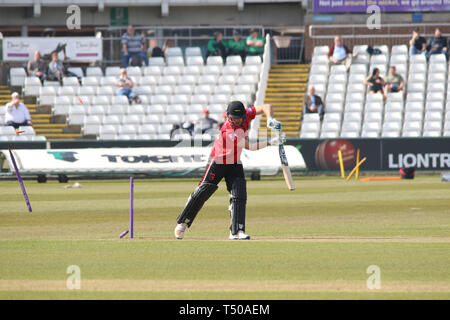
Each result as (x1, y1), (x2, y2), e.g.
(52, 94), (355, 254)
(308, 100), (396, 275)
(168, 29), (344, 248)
(277, 133), (295, 191)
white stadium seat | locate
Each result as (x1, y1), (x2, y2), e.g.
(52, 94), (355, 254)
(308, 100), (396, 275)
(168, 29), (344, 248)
(82, 115), (102, 135)
(166, 104), (185, 114)
(184, 65), (202, 76)
(100, 76), (117, 86)
(245, 56), (262, 65)
(67, 67), (84, 78)
(122, 115), (141, 126)
(24, 77), (42, 96)
(187, 56), (204, 66)
(167, 56), (185, 66)
(221, 65), (241, 76)
(226, 55), (243, 66)
(345, 102), (364, 113)
(143, 66), (162, 77)
(185, 47), (202, 57)
(67, 105), (86, 125)
(38, 87), (57, 105)
(149, 57), (165, 66)
(86, 67), (103, 78)
(194, 84), (214, 95)
(343, 112), (362, 123)
(105, 66), (121, 77)
(82, 76), (99, 87)
(10, 68), (27, 86)
(206, 56), (224, 66)
(171, 94), (190, 105)
(166, 47), (183, 57)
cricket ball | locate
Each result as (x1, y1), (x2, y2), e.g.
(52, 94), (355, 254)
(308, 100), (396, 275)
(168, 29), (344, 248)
(315, 139), (356, 170)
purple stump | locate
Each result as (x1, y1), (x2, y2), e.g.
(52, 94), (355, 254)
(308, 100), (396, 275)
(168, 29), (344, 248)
(119, 230), (129, 238)
(130, 177), (134, 239)
(9, 149), (32, 213)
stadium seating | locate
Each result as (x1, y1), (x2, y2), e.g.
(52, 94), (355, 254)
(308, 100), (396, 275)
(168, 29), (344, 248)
(16, 46), (260, 140)
(10, 68), (27, 87)
(302, 43), (449, 138)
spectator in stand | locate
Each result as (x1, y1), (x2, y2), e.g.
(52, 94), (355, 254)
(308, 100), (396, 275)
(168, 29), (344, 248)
(206, 32), (227, 60)
(426, 27), (448, 59)
(121, 25), (148, 67)
(303, 85), (325, 121)
(246, 29), (265, 57)
(27, 50), (47, 83)
(328, 36), (352, 70)
(5, 92), (32, 129)
(409, 27), (427, 57)
(384, 66), (404, 97)
(46, 52), (65, 84)
(227, 30), (247, 60)
(171, 120), (195, 137)
(116, 68), (141, 104)
(196, 109), (219, 134)
(148, 38), (164, 58)
(364, 67), (386, 99)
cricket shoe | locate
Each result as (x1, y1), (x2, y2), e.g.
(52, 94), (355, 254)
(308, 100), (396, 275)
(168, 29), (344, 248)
(229, 231), (251, 240)
(174, 223), (187, 240)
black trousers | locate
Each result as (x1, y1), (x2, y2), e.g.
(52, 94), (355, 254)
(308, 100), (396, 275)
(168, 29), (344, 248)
(201, 160), (247, 233)
(177, 159), (247, 233)
(200, 160), (245, 191)
(6, 121), (29, 129)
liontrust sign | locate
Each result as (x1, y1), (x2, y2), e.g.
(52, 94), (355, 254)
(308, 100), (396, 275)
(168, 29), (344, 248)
(388, 153), (450, 169)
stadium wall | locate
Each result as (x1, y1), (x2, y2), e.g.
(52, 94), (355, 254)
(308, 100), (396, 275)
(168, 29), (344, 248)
(0, 4), (305, 35)
(2, 138), (450, 172)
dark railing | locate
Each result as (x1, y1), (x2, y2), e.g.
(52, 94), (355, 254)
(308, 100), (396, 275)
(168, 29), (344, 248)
(272, 35), (305, 64)
(94, 25), (266, 66)
(94, 25), (305, 66)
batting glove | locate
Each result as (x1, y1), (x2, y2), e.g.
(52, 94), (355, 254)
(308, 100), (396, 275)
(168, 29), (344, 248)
(267, 117), (282, 131)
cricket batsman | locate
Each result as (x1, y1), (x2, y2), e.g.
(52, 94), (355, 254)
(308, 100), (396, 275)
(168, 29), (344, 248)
(174, 101), (284, 240)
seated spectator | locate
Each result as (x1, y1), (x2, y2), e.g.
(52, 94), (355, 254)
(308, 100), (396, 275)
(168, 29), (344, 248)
(426, 28), (447, 58)
(409, 27), (427, 56)
(246, 29), (265, 57)
(46, 52), (65, 84)
(196, 109), (218, 134)
(171, 120), (195, 137)
(227, 30), (246, 60)
(206, 32), (227, 60)
(5, 92), (32, 129)
(328, 36), (352, 70)
(364, 68), (386, 99)
(116, 68), (141, 104)
(121, 25), (148, 68)
(27, 50), (47, 83)
(384, 66), (404, 96)
(303, 86), (325, 120)
(148, 38), (164, 58)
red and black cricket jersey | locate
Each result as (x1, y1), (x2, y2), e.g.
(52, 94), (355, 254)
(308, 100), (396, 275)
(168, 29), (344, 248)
(210, 107), (256, 164)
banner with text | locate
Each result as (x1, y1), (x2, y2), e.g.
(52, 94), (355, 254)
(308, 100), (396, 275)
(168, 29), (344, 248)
(3, 37), (102, 62)
(313, 0), (450, 13)
(1, 146), (306, 175)
(288, 138), (450, 171)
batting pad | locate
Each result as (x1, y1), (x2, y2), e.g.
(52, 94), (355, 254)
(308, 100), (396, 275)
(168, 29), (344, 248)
(230, 178), (247, 234)
(177, 183), (218, 227)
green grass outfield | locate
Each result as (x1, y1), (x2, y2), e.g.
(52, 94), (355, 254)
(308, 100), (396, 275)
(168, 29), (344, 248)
(0, 175), (449, 300)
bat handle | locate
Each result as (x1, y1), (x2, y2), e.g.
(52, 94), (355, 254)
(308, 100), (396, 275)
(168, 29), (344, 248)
(273, 130), (286, 145)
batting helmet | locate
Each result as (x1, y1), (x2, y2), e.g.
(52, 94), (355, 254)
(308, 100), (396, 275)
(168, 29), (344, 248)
(226, 101), (246, 119)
